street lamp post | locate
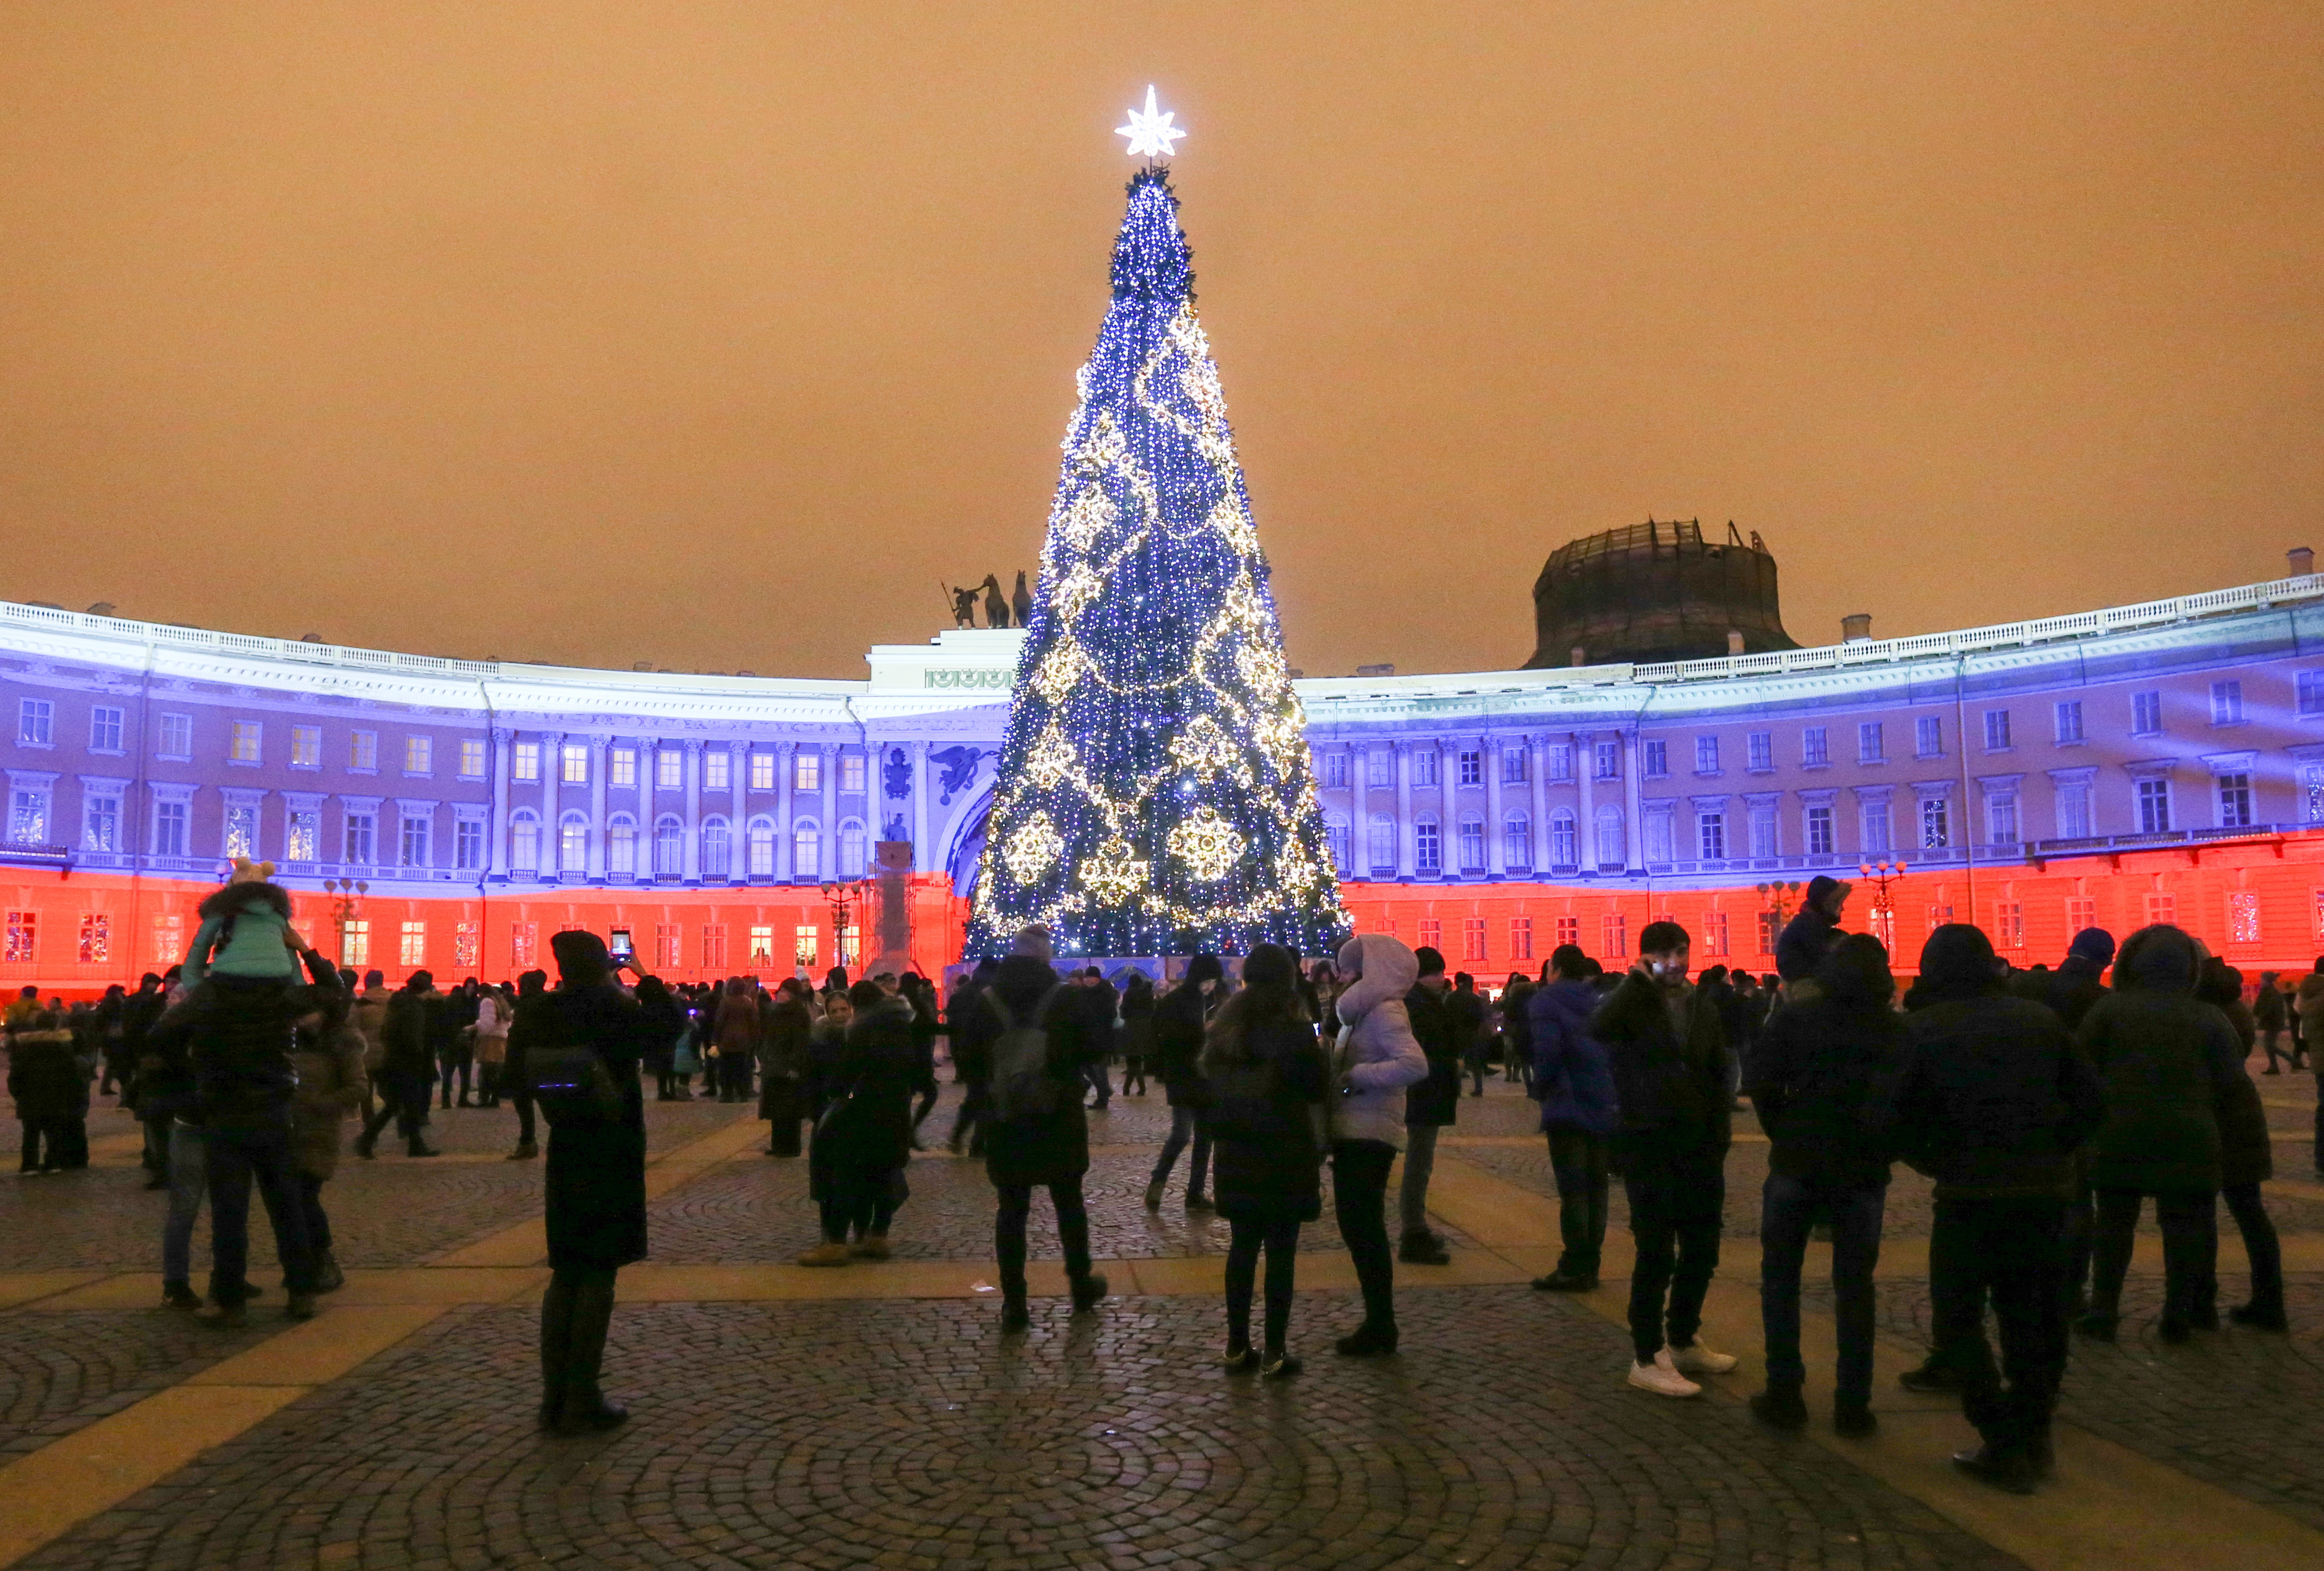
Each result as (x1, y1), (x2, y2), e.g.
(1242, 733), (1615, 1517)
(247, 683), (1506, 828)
(818, 878), (870, 977)
(1755, 880), (1801, 959)
(1858, 859), (1906, 951)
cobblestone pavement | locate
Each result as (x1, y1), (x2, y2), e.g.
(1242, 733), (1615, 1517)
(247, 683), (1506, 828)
(0, 1311), (275, 1460)
(14, 1290), (2027, 1571)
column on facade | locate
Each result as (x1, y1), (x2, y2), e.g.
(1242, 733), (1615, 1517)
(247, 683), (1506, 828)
(1575, 731), (1596, 870)
(1622, 730), (1646, 873)
(776, 740), (795, 880)
(820, 742), (836, 877)
(1484, 732), (1506, 877)
(1394, 740), (1415, 879)
(729, 742), (747, 882)
(540, 730), (562, 878)
(489, 727), (513, 877)
(587, 736), (608, 879)
(682, 739), (702, 882)
(1528, 733), (1551, 872)
(913, 740), (931, 873)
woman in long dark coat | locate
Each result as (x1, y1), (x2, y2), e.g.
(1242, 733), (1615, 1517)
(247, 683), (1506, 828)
(798, 980), (921, 1264)
(1202, 943), (1329, 1377)
(515, 931), (649, 1434)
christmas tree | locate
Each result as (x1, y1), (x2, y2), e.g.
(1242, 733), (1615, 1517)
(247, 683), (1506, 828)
(966, 163), (1350, 960)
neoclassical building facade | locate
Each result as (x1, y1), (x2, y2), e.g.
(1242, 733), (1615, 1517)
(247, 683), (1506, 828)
(2, 562), (2319, 990)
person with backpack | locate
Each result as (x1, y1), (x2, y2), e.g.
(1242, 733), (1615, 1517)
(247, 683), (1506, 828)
(1147, 953), (1224, 1210)
(1325, 932), (1430, 1357)
(1202, 943), (1329, 1378)
(953, 925), (1110, 1332)
(517, 930), (653, 1435)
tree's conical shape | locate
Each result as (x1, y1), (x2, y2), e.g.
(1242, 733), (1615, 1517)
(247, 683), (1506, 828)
(966, 168), (1350, 960)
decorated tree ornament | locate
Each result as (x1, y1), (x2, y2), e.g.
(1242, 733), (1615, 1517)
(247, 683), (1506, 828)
(965, 164), (1351, 959)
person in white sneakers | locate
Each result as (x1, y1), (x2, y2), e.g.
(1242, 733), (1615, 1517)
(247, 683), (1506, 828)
(1591, 920), (1737, 1397)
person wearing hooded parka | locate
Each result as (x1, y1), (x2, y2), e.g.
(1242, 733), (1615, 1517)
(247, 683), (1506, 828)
(2075, 924), (2249, 1345)
(1326, 932), (1430, 1357)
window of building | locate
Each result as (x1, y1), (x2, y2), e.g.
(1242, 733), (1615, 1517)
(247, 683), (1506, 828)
(1698, 810), (1726, 861)
(157, 712), (192, 760)
(1642, 740), (1668, 778)
(1860, 800), (1891, 855)
(1453, 817), (1483, 871)
(1927, 903), (1955, 931)
(1503, 812), (1531, 870)
(1548, 743), (1574, 782)
(1915, 716), (1942, 758)
(793, 820), (821, 879)
(151, 912), (183, 964)
(344, 810), (376, 865)
(1555, 915), (1580, 949)
(223, 802), (257, 858)
(505, 924), (535, 969)
(793, 750), (820, 792)
(283, 724), (319, 768)
(82, 792), (120, 853)
(350, 730), (377, 772)
(2055, 779), (2092, 839)
(741, 817), (774, 877)
(562, 743), (589, 784)
(1501, 746), (1527, 785)
(1594, 741), (1621, 780)
(2227, 891), (2260, 946)
(230, 720), (262, 764)
(79, 912), (109, 964)
(2054, 702), (2083, 746)
(1858, 722), (1884, 764)
(1695, 736), (1719, 774)
(659, 749), (685, 791)
(840, 752), (867, 794)
(1417, 918), (1442, 953)
(454, 921), (479, 970)
(1984, 795), (2017, 845)
(154, 799), (189, 857)
(1748, 800), (1777, 859)
(1458, 917), (1485, 962)
(1544, 809), (1573, 867)
(706, 750), (731, 792)
(286, 809), (318, 862)
(2144, 891), (2176, 926)
(404, 735), (431, 775)
(512, 740), (539, 781)
(2314, 888), (2324, 944)
(396, 811), (430, 868)
(1593, 806), (1625, 867)
(398, 921), (427, 967)
(1368, 813), (1396, 873)
(1993, 901), (2024, 950)
(1983, 710), (2011, 751)
(751, 752), (776, 791)
(789, 924), (817, 967)
(1509, 916), (1533, 962)
(1802, 727), (1828, 768)
(605, 813), (636, 876)
(9, 785), (49, 846)
(2065, 894), (2096, 932)
(1317, 750), (1347, 790)
(339, 918), (368, 968)
(1412, 749), (1439, 787)
(839, 820), (867, 875)
(454, 817), (483, 870)
(3, 909), (35, 962)
(703, 817), (733, 879)
(1457, 749), (1483, 787)
(2217, 772), (2253, 829)
(1746, 731), (1773, 773)
(611, 747), (638, 787)
(2131, 690), (2162, 736)
(17, 698), (52, 747)
(1414, 818), (1442, 874)
(745, 925), (775, 967)
(2302, 672), (2324, 719)
(1805, 803), (1834, 856)
(2136, 777), (2171, 834)
(556, 812), (586, 872)
(459, 739), (486, 778)
(657, 815), (685, 875)
(1601, 913), (1627, 958)
(1363, 750), (1390, 788)
(699, 926), (730, 971)
(2210, 680), (2244, 727)
(510, 810), (539, 872)
(90, 705), (124, 753)
(1325, 817), (1350, 874)
(1920, 795), (1950, 849)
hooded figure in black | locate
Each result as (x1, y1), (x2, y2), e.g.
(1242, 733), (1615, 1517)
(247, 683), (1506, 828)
(516, 929), (650, 1434)
(1774, 875), (1850, 990)
(1892, 924), (2104, 1494)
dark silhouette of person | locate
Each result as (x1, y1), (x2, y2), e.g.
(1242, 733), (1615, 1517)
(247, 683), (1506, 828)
(950, 585), (979, 628)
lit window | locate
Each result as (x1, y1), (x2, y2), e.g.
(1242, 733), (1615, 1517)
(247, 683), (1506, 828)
(223, 803), (257, 858)
(2131, 691), (2162, 735)
(750, 752), (776, 791)
(562, 743), (589, 784)
(2054, 702), (2083, 746)
(291, 726), (321, 767)
(2228, 892), (2260, 946)
(82, 793), (121, 853)
(459, 739), (486, 778)
(793, 821), (821, 878)
(749, 925), (776, 966)
(399, 921), (427, 966)
(1993, 902), (2024, 950)
(1701, 911), (1729, 958)
(611, 747), (637, 787)
(510, 811), (539, 872)
(405, 735), (432, 775)
(151, 912), (184, 963)
(706, 750), (732, 792)
(512, 741), (540, 781)
(659, 749), (684, 790)
(1414, 819), (1441, 874)
(1983, 710), (2011, 751)
(351, 730), (378, 771)
(1919, 796), (1950, 849)
(512, 924), (537, 969)
(2210, 680), (2244, 727)
(158, 713), (192, 759)
(2137, 777), (2171, 834)
(2217, 772), (2253, 829)
(454, 921), (479, 969)
(3, 910), (35, 962)
(16, 698), (53, 746)
(1801, 727), (1828, 768)
(287, 810), (319, 862)
(90, 706), (124, 753)
(230, 721), (263, 764)
(793, 925), (819, 967)
(9, 786), (50, 846)
(840, 753), (866, 794)
(340, 918), (369, 967)
(78, 912), (109, 964)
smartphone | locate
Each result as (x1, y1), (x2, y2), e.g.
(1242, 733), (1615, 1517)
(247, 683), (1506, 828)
(609, 927), (635, 964)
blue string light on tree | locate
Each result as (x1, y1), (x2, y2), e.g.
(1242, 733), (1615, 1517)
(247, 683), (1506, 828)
(964, 89), (1352, 961)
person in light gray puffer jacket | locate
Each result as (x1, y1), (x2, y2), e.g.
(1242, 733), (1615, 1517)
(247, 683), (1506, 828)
(1327, 933), (1428, 1356)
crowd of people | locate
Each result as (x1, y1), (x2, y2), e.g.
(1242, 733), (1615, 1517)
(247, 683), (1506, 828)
(5, 864), (2315, 1474)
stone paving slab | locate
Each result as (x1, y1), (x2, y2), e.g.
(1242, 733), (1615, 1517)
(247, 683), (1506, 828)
(0, 1311), (276, 1460)
(10, 1290), (2031, 1571)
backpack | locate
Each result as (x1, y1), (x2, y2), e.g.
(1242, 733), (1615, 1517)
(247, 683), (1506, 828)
(986, 984), (1066, 1125)
(523, 1002), (623, 1128)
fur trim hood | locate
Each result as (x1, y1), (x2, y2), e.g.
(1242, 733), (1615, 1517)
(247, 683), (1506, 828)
(197, 881), (292, 922)
(1334, 933), (1419, 1028)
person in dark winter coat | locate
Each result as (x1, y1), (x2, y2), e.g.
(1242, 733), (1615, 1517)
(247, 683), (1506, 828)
(1527, 944), (1618, 1291)
(1448, 973), (1490, 1096)
(1147, 954), (1222, 1209)
(797, 981), (922, 1264)
(9, 1014), (82, 1172)
(1592, 921), (1735, 1397)
(353, 973), (442, 1159)
(2009, 925), (2113, 1314)
(1398, 946), (1462, 1265)
(952, 926), (1109, 1331)
(1774, 875), (1850, 990)
(757, 979), (814, 1157)
(1746, 934), (1911, 1434)
(1118, 970), (1156, 1095)
(1892, 924), (2105, 1494)
(2076, 925), (2247, 1344)
(1201, 943), (1330, 1377)
(517, 930), (651, 1435)
(2195, 953), (2283, 1330)
(2253, 971), (2290, 1072)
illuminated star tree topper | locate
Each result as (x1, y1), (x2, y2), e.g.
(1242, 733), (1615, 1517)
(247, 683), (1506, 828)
(1115, 85), (1187, 160)
(965, 154), (1350, 961)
